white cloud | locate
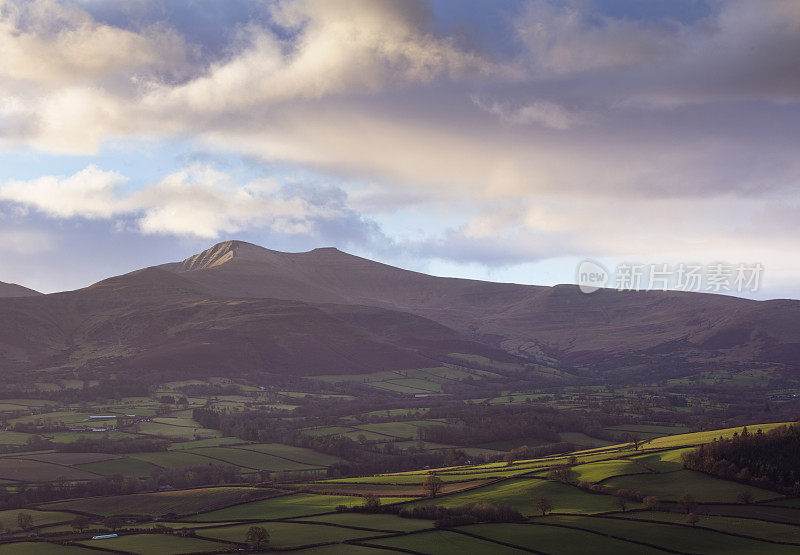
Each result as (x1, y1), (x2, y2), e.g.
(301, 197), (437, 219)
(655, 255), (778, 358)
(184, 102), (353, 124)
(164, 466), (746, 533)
(472, 96), (589, 130)
(0, 165), (128, 218)
(0, 165), (341, 239)
(144, 0), (490, 114)
(0, 0), (188, 85)
(514, 0), (681, 75)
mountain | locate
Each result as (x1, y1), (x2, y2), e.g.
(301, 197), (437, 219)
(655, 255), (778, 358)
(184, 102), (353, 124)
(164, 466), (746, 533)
(163, 241), (800, 373)
(0, 281), (41, 298)
(0, 253), (520, 380)
(0, 240), (797, 383)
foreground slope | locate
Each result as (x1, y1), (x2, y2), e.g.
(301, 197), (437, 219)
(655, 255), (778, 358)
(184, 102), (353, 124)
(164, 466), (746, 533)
(2, 422), (797, 553)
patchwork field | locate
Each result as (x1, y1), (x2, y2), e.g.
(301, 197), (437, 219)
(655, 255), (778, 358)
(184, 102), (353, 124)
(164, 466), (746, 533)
(0, 407), (795, 554)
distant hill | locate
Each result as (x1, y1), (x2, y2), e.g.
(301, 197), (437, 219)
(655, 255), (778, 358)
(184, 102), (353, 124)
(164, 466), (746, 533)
(164, 241), (800, 373)
(0, 258), (520, 379)
(0, 281), (41, 298)
(0, 240), (797, 380)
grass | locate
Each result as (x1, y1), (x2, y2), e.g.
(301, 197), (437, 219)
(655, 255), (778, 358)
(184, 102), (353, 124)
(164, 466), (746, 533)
(129, 450), (224, 469)
(167, 437), (243, 450)
(571, 460), (648, 482)
(0, 458), (99, 481)
(76, 533), (226, 554)
(559, 432), (613, 448)
(22, 452), (120, 465)
(197, 521), (378, 547)
(0, 432), (34, 445)
(190, 493), (413, 521)
(629, 448), (693, 472)
(603, 470), (778, 503)
(622, 511), (800, 544)
(44, 487), (269, 516)
(0, 509), (78, 531)
(299, 512), (435, 531)
(188, 447), (323, 471)
(0, 543), (96, 554)
(643, 422), (792, 449)
(364, 529), (524, 554)
(539, 514), (800, 554)
(462, 522), (657, 554)
(294, 480), (489, 497)
(237, 443), (343, 466)
(76, 457), (161, 477)
(409, 478), (631, 515)
(137, 421), (221, 440)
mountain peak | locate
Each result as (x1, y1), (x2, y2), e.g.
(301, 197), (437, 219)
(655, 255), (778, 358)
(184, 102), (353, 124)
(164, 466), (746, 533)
(179, 240), (261, 271)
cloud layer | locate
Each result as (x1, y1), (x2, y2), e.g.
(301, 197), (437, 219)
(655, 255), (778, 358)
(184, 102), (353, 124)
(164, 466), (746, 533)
(0, 0), (798, 297)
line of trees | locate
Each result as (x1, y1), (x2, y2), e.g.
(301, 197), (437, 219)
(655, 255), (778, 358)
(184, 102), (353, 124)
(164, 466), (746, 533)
(681, 424), (800, 495)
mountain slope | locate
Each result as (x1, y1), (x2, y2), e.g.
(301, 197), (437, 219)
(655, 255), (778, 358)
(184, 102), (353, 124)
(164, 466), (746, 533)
(0, 240), (797, 381)
(0, 280), (41, 298)
(165, 241), (800, 371)
(0, 262), (520, 379)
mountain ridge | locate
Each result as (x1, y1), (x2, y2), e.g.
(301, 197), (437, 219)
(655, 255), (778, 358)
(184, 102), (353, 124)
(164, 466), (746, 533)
(0, 240), (797, 381)
(0, 280), (41, 298)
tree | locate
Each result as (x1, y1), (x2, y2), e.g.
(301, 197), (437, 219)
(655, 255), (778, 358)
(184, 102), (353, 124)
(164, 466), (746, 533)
(678, 492), (697, 514)
(534, 494), (553, 516)
(363, 494), (381, 510)
(737, 490), (754, 504)
(615, 493), (628, 512)
(245, 526), (270, 549)
(422, 474), (444, 498)
(686, 512), (700, 526)
(547, 465), (575, 484)
(102, 516), (123, 531)
(69, 516), (91, 532)
(17, 513), (33, 531)
(643, 496), (660, 510)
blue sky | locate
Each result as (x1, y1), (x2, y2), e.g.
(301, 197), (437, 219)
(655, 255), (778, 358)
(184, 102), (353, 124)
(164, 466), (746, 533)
(0, 0), (798, 299)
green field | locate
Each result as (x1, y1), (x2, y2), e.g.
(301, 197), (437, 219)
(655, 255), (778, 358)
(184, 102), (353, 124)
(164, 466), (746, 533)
(0, 458), (99, 482)
(44, 487), (269, 516)
(364, 529), (524, 554)
(537, 514), (800, 554)
(571, 459), (649, 482)
(410, 478), (632, 514)
(462, 523), (658, 554)
(76, 533), (227, 554)
(190, 493), (412, 521)
(188, 447), (323, 471)
(167, 436), (244, 450)
(0, 543), (97, 554)
(604, 470), (778, 503)
(137, 421), (221, 440)
(0, 509), (77, 531)
(197, 520), (378, 547)
(237, 443), (344, 466)
(623, 511), (800, 544)
(300, 511), (435, 531)
(76, 457), (161, 477)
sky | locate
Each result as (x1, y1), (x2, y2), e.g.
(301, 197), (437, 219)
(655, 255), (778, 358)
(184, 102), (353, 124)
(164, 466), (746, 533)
(0, 0), (798, 299)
